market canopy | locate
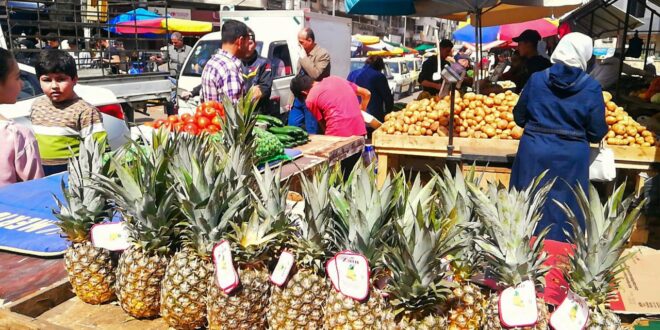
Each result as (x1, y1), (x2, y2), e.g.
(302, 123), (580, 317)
(347, 0), (582, 26)
(453, 18), (559, 43)
(560, 0), (644, 38)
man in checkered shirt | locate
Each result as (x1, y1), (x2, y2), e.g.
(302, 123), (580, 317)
(201, 20), (251, 103)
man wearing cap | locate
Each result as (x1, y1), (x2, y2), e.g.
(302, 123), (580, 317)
(418, 39), (454, 95)
(504, 29), (552, 92)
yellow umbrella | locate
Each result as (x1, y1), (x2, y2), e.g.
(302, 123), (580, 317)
(353, 34), (381, 45)
(161, 18), (212, 33)
(439, 3), (578, 27)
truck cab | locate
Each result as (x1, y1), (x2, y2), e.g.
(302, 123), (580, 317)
(177, 10), (352, 117)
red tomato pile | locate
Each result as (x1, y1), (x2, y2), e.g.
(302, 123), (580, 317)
(144, 101), (225, 135)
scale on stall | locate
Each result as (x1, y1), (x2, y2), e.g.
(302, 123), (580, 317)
(434, 61), (466, 162)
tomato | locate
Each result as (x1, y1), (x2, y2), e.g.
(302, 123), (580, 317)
(180, 113), (192, 122)
(185, 117), (197, 124)
(167, 115), (180, 124)
(211, 115), (223, 127)
(203, 101), (219, 110)
(144, 121), (155, 128)
(206, 124), (220, 133)
(215, 105), (225, 118)
(183, 123), (199, 135)
(195, 105), (203, 113)
(154, 119), (166, 129)
(197, 116), (211, 129)
(173, 122), (184, 132)
(201, 106), (217, 118)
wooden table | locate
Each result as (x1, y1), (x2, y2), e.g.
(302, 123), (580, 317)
(0, 134), (365, 327)
(373, 132), (659, 186)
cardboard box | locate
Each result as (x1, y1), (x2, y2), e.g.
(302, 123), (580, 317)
(610, 246), (660, 315)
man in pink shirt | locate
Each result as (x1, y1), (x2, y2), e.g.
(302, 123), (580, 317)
(290, 75), (370, 137)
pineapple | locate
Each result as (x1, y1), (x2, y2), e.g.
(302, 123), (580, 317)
(557, 183), (645, 330)
(267, 165), (341, 329)
(159, 134), (249, 329)
(54, 138), (115, 305)
(324, 164), (398, 330)
(207, 166), (291, 329)
(93, 130), (181, 318)
(468, 173), (555, 330)
(382, 174), (462, 329)
(434, 167), (487, 330)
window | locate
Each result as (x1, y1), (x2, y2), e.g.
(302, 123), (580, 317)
(387, 62), (400, 74)
(268, 41), (293, 78)
(350, 60), (365, 72)
(406, 61), (414, 71)
(182, 40), (222, 77)
(400, 62), (409, 74)
(18, 70), (43, 101)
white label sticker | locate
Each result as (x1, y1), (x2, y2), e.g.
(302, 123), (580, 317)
(90, 222), (130, 251)
(212, 240), (239, 293)
(499, 280), (539, 327)
(550, 290), (590, 330)
(335, 251), (370, 301)
(270, 251), (295, 286)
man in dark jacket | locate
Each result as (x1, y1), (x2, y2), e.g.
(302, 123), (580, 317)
(242, 28), (274, 115)
(347, 56), (393, 123)
(418, 39), (454, 95)
(502, 29), (552, 92)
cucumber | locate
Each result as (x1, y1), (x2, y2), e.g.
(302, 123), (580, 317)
(269, 125), (307, 138)
(256, 114), (283, 127)
(274, 133), (295, 143)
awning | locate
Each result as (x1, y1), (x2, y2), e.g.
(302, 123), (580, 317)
(561, 0), (644, 38)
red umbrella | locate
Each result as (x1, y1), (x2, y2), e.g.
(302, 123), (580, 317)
(499, 18), (559, 41)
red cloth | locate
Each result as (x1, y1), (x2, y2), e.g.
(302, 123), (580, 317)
(558, 22), (572, 39)
(305, 76), (367, 137)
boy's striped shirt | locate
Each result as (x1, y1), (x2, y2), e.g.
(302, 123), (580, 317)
(30, 95), (107, 165)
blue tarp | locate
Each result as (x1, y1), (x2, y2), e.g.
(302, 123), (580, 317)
(106, 8), (163, 36)
(0, 173), (69, 256)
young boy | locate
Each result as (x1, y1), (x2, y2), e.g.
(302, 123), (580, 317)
(31, 50), (106, 175)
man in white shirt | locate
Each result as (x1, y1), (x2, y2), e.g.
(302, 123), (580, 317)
(67, 38), (92, 69)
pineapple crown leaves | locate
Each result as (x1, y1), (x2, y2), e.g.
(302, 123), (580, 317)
(92, 131), (181, 256)
(220, 92), (259, 156)
(468, 171), (554, 289)
(556, 182), (646, 306)
(171, 135), (248, 258)
(383, 199), (461, 317)
(432, 165), (484, 281)
(329, 163), (398, 267)
(229, 165), (293, 265)
(293, 164), (343, 271)
(54, 138), (113, 243)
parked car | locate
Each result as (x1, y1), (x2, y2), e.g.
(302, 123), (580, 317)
(0, 63), (130, 150)
(406, 57), (422, 92)
(349, 58), (397, 96)
(384, 57), (414, 96)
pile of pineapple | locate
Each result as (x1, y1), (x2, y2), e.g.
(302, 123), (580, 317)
(54, 95), (645, 330)
(603, 92), (657, 147)
(380, 91), (525, 140)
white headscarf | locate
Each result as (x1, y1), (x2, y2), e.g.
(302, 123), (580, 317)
(550, 32), (593, 71)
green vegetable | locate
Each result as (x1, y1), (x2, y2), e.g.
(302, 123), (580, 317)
(256, 114), (284, 127)
(268, 126), (308, 138)
(254, 127), (284, 163)
(274, 133), (295, 143)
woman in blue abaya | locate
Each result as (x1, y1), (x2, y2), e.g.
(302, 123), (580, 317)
(510, 33), (608, 242)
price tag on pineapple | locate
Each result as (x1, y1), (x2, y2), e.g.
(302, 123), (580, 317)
(90, 222), (129, 251)
(270, 251), (295, 286)
(326, 256), (340, 292)
(212, 240), (239, 294)
(335, 251), (370, 301)
(499, 280), (539, 327)
(550, 290), (589, 330)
